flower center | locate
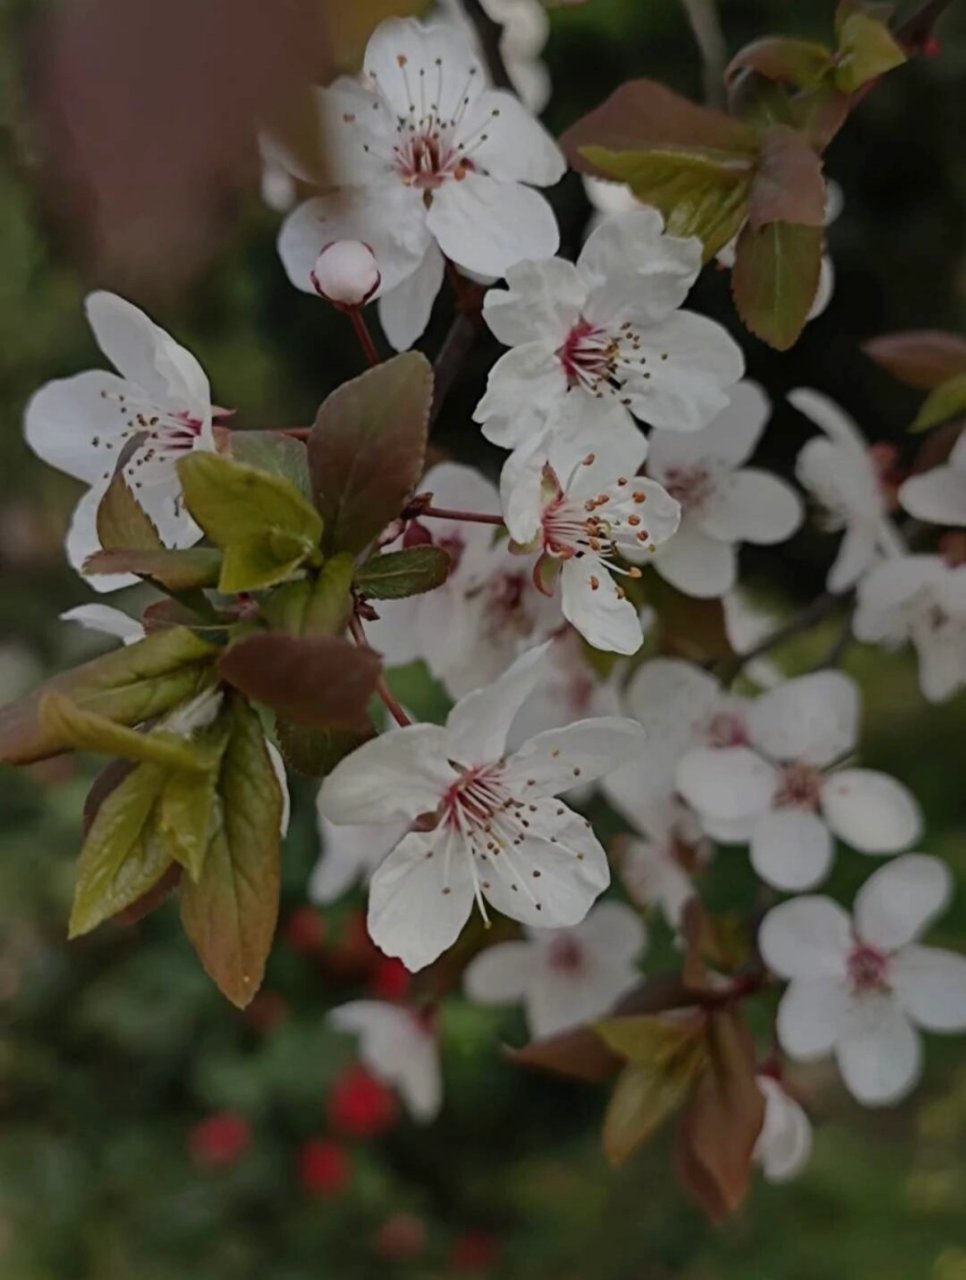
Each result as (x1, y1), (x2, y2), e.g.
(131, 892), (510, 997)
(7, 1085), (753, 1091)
(546, 934), (585, 975)
(702, 710), (749, 748)
(540, 486), (653, 566)
(774, 761), (824, 810)
(847, 942), (890, 994)
(556, 317), (655, 399)
(662, 464), (715, 513)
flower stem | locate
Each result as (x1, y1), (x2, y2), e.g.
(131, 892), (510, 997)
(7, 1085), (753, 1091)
(348, 614), (412, 728)
(418, 505), (504, 527)
(348, 308), (381, 368)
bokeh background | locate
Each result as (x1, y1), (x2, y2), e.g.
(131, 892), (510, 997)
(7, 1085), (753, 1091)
(2, 1), (966, 1276)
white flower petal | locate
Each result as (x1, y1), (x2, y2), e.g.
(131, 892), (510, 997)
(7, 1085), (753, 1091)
(310, 815), (402, 904)
(891, 945), (966, 1032)
(750, 808), (835, 892)
(377, 244), (445, 352)
(367, 828), (475, 971)
(821, 768), (922, 854)
(559, 555), (643, 655)
(676, 746), (777, 822)
(748, 670), (859, 766)
(755, 1077), (814, 1184)
(699, 469), (803, 546)
(898, 465), (966, 527)
(318, 724), (454, 825)
(60, 604), (144, 645)
(788, 387), (869, 455)
(652, 519), (737, 597)
(464, 940), (536, 1004)
(427, 173), (559, 279)
(365, 18), (486, 122)
(835, 997), (921, 1107)
(505, 716), (648, 795)
(579, 209), (701, 327)
(776, 977), (849, 1059)
(574, 899), (648, 962)
(24, 370), (133, 485)
(465, 88), (564, 185)
(647, 380), (771, 475)
(854, 853), (952, 951)
(474, 343), (567, 445)
(827, 519), (880, 594)
(446, 641), (552, 765)
(330, 1000), (441, 1122)
(483, 257), (585, 348)
(65, 484), (137, 592)
(619, 835), (696, 928)
(759, 896), (852, 979)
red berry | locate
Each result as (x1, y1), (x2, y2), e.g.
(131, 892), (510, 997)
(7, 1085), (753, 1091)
(284, 906), (327, 955)
(189, 1112), (251, 1169)
(374, 1213), (427, 1260)
(369, 956), (410, 1001)
(327, 1063), (399, 1138)
(298, 1139), (351, 1196)
(449, 1231), (500, 1273)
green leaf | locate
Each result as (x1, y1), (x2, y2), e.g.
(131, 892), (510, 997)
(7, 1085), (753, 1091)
(725, 37), (835, 89)
(309, 352), (433, 554)
(835, 11), (906, 92)
(180, 697), (283, 1007)
(595, 1012), (704, 1066)
(355, 546), (451, 599)
(275, 719), (371, 778)
(602, 1051), (704, 1166)
(218, 633), (381, 732)
(69, 763), (173, 938)
(96, 469), (164, 552)
(731, 220), (823, 351)
(864, 331), (966, 390)
(228, 430), (312, 501)
(158, 721), (232, 881)
(177, 451), (323, 592)
(912, 372), (966, 431)
(580, 145), (754, 262)
(83, 546), (223, 591)
(0, 627), (219, 766)
(262, 552), (356, 637)
(38, 692), (212, 771)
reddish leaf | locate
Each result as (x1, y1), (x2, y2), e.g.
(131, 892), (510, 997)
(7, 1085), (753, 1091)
(725, 37), (834, 89)
(84, 547), (223, 592)
(864, 331), (966, 390)
(218, 634), (381, 732)
(309, 354), (433, 555)
(96, 470), (163, 552)
(748, 127), (826, 230)
(732, 221), (823, 351)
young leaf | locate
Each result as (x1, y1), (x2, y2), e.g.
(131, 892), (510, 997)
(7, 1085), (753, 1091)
(177, 451), (323, 592)
(96, 469), (164, 551)
(603, 1046), (705, 1167)
(747, 127), (826, 231)
(309, 352), (433, 554)
(355, 546), (451, 600)
(864, 331), (966, 390)
(38, 691), (212, 771)
(158, 721), (231, 881)
(0, 627), (218, 766)
(261, 553), (355, 637)
(69, 762), (173, 937)
(180, 697), (283, 1008)
(725, 37), (835, 89)
(835, 10), (906, 92)
(912, 372), (966, 432)
(595, 1011), (705, 1066)
(578, 145), (754, 262)
(228, 430), (312, 500)
(275, 719), (371, 778)
(218, 633), (381, 731)
(84, 546), (223, 591)
(732, 220), (823, 351)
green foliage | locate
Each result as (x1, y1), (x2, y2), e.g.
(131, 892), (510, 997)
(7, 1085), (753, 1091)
(96, 470), (164, 551)
(354, 545), (451, 600)
(912, 372), (966, 432)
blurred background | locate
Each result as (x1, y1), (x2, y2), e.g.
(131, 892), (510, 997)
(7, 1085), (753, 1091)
(2, 0), (966, 1276)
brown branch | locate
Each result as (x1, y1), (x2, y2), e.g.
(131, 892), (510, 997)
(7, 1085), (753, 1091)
(430, 310), (482, 427)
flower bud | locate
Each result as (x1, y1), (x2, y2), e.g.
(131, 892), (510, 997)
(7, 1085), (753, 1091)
(310, 240), (381, 307)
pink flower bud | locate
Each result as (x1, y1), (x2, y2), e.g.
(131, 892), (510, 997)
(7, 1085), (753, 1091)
(310, 240), (381, 307)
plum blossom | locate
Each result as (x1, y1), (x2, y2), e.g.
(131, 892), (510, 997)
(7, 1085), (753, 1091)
(646, 382), (803, 598)
(617, 800), (711, 930)
(366, 462), (559, 697)
(318, 644), (646, 970)
(311, 241), (382, 307)
(277, 17), (564, 352)
(24, 292), (216, 592)
(438, 0), (552, 113)
(898, 432), (966, 527)
(464, 900), (646, 1036)
(329, 1001), (442, 1122)
(754, 1076), (813, 1183)
(759, 855), (966, 1107)
(501, 449), (681, 654)
(853, 555), (966, 703)
(721, 589), (782, 688)
(506, 628), (624, 753)
(310, 814), (404, 905)
(474, 209), (745, 473)
(676, 671), (923, 891)
(791, 388), (904, 593)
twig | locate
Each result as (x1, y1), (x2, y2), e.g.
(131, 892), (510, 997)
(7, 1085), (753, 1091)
(418, 504), (504, 527)
(348, 614), (412, 728)
(430, 311), (482, 427)
(348, 308), (381, 367)
(680, 0), (727, 108)
(719, 591), (843, 683)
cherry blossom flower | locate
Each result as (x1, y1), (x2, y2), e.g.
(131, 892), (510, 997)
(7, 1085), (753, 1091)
(464, 900), (646, 1036)
(24, 293), (216, 592)
(329, 1000), (442, 1123)
(366, 462), (559, 697)
(318, 644), (645, 970)
(721, 589), (782, 688)
(506, 628), (623, 752)
(311, 240), (381, 307)
(474, 209), (745, 472)
(791, 388), (904, 593)
(676, 671), (923, 891)
(277, 17), (564, 352)
(646, 382), (803, 598)
(310, 814), (403, 905)
(759, 855), (966, 1107)
(438, 0), (552, 113)
(617, 799), (711, 930)
(754, 1076), (813, 1183)
(853, 554), (966, 703)
(60, 604), (146, 646)
(898, 432), (966, 527)
(501, 449), (680, 653)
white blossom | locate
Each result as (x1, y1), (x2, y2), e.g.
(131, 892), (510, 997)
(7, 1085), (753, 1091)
(617, 799), (711, 930)
(318, 644), (645, 970)
(437, 0), (552, 113)
(898, 432), (966, 528)
(501, 448), (680, 654)
(853, 554), (966, 703)
(759, 855), (966, 1107)
(754, 1076), (813, 1183)
(676, 671), (923, 891)
(646, 381), (803, 598)
(24, 293), (216, 592)
(311, 240), (382, 307)
(60, 604), (146, 646)
(277, 17), (564, 352)
(474, 209), (745, 473)
(791, 388), (904, 593)
(329, 1000), (442, 1122)
(464, 900), (646, 1036)
(310, 814), (405, 905)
